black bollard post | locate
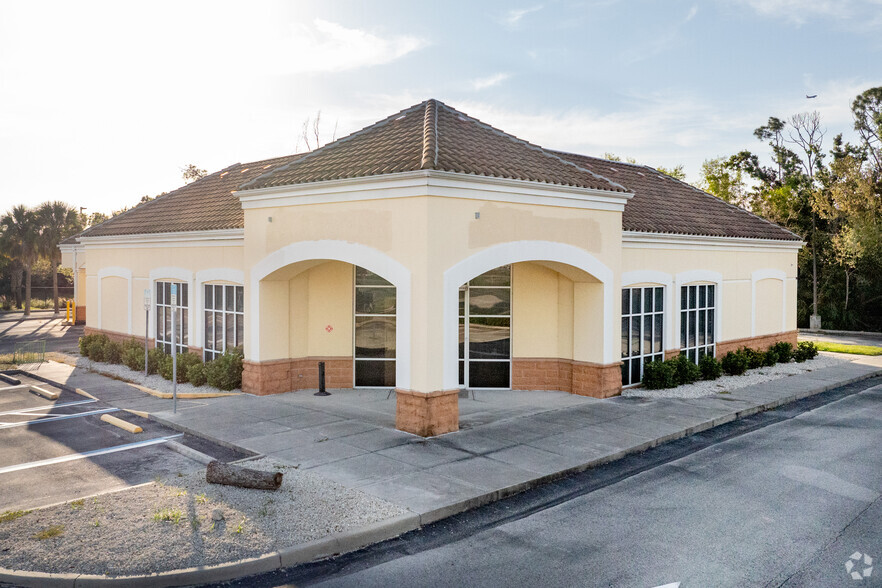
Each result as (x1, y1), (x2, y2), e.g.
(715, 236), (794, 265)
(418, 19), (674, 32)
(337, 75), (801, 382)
(314, 361), (330, 396)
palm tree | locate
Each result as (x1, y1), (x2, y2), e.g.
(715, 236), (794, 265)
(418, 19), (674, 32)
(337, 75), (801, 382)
(37, 201), (83, 314)
(0, 205), (39, 316)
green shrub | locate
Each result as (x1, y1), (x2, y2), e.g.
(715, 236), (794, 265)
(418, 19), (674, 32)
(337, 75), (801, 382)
(671, 354), (701, 385)
(642, 359), (676, 389)
(78, 334), (95, 356)
(721, 350), (749, 376)
(146, 348), (164, 375)
(699, 354), (723, 380)
(771, 341), (793, 363)
(159, 352), (202, 384)
(742, 347), (764, 370)
(104, 341), (123, 364)
(187, 362), (207, 387)
(122, 346), (144, 372)
(87, 339), (106, 362)
(798, 341), (819, 360)
(761, 349), (779, 367)
(205, 349), (244, 391)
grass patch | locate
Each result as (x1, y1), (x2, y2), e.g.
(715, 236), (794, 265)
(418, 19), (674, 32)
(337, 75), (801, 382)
(811, 341), (882, 356)
(0, 353), (16, 369)
(69, 499), (85, 510)
(0, 510), (31, 523)
(152, 508), (184, 524)
(32, 525), (64, 540)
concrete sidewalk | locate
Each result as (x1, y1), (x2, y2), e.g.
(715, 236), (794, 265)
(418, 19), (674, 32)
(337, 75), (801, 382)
(17, 354), (882, 586)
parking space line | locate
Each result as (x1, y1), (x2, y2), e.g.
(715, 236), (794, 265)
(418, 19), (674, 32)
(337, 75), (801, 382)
(0, 434), (184, 475)
(0, 398), (97, 417)
(0, 407), (119, 429)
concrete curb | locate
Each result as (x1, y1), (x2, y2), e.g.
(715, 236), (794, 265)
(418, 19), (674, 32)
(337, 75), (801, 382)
(164, 440), (215, 465)
(2, 365), (879, 587)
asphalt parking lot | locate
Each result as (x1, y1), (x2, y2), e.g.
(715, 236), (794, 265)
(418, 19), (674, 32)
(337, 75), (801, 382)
(0, 372), (219, 512)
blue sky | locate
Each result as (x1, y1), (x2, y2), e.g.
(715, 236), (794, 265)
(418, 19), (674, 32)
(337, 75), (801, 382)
(1, 0), (881, 214)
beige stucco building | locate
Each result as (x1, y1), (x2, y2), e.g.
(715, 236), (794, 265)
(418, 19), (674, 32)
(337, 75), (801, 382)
(61, 99), (803, 436)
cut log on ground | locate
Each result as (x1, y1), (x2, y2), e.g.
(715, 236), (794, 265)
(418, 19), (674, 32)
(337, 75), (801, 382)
(205, 460), (283, 490)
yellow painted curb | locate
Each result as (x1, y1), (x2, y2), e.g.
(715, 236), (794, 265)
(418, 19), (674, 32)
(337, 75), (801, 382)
(31, 386), (60, 400)
(100, 413), (143, 434)
(74, 387), (98, 400)
(129, 382), (241, 399)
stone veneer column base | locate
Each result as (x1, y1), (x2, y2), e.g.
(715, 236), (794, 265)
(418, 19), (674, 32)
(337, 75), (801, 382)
(75, 306), (86, 325)
(242, 357), (353, 396)
(715, 330), (798, 357)
(395, 388), (459, 437)
(512, 357), (622, 399)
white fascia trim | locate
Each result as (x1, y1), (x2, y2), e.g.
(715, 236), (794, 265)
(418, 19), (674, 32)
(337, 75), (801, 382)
(443, 241), (615, 389)
(622, 271), (675, 350)
(249, 240), (412, 390)
(148, 268), (195, 342)
(623, 231), (805, 251)
(96, 267), (133, 334)
(751, 269), (788, 336)
(675, 270), (723, 349)
(237, 170), (634, 213)
(193, 269), (245, 349)
(80, 229), (244, 249)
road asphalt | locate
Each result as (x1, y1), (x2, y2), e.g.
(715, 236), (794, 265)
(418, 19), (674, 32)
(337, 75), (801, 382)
(1, 352), (879, 587)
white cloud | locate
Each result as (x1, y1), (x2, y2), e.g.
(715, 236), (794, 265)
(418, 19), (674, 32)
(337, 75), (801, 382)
(685, 5), (699, 21)
(736, 0), (882, 27)
(471, 73), (511, 91)
(503, 5), (543, 26)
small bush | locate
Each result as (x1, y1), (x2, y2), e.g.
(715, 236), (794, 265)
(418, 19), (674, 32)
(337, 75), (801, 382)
(122, 346), (144, 371)
(146, 348), (165, 375)
(642, 359), (676, 389)
(104, 341), (123, 364)
(159, 352), (202, 384)
(78, 334), (95, 356)
(798, 341), (819, 360)
(762, 349), (779, 367)
(771, 341), (793, 363)
(187, 362), (207, 387)
(742, 347), (765, 370)
(87, 339), (106, 362)
(671, 354), (701, 385)
(699, 354), (723, 380)
(721, 350), (749, 376)
(205, 349), (244, 391)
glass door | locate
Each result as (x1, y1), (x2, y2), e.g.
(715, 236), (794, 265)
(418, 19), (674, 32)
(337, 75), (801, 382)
(459, 266), (511, 389)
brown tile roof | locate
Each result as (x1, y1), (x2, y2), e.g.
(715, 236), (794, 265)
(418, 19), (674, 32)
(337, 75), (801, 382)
(73, 154), (305, 239)
(68, 99), (801, 243)
(553, 151), (802, 241)
(240, 100), (628, 193)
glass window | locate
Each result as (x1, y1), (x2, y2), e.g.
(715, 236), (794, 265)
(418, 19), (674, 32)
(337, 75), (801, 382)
(680, 282), (716, 364)
(621, 286), (665, 386)
(460, 266), (512, 388)
(202, 284), (244, 361)
(354, 266), (396, 387)
(155, 281), (188, 355)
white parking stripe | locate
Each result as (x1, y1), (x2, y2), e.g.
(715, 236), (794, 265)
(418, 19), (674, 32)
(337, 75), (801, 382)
(0, 407), (119, 429)
(0, 398), (96, 417)
(0, 434), (184, 475)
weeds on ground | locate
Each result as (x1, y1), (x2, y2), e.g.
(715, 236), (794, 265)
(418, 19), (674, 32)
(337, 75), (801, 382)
(153, 508), (184, 524)
(92, 520), (101, 527)
(234, 516), (246, 534)
(32, 525), (64, 540)
(190, 517), (202, 530)
(196, 493), (208, 504)
(0, 510), (31, 523)
(69, 499), (85, 510)
(0, 353), (15, 370)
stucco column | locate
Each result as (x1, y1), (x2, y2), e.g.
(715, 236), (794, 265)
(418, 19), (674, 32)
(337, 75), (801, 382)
(572, 281), (621, 398)
(395, 259), (459, 437)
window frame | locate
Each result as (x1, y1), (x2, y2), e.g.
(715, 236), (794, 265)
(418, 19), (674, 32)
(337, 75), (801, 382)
(621, 285), (665, 387)
(353, 266), (396, 388)
(155, 280), (189, 355)
(679, 283), (716, 363)
(459, 265), (512, 390)
(203, 283), (244, 361)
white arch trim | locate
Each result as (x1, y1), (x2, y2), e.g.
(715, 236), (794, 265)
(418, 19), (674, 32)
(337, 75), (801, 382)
(675, 270), (723, 349)
(250, 240), (412, 389)
(443, 240), (615, 389)
(194, 269), (245, 349)
(96, 266), (132, 334)
(148, 267), (195, 341)
(751, 269), (787, 336)
(622, 270), (675, 351)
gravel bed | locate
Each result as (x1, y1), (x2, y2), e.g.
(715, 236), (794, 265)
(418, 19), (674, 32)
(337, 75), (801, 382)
(74, 356), (239, 396)
(0, 458), (409, 577)
(622, 353), (850, 399)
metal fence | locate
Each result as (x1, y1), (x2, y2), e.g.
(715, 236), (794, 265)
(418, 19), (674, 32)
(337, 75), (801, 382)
(13, 340), (46, 366)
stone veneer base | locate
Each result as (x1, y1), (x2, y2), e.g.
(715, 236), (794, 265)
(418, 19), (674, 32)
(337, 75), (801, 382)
(512, 358), (622, 398)
(242, 357), (353, 396)
(395, 388), (459, 437)
(715, 330), (798, 357)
